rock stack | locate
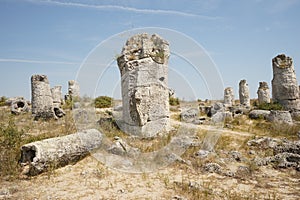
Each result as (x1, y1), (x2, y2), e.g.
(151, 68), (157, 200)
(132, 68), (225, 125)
(257, 81), (270, 104)
(31, 75), (56, 120)
(224, 87), (234, 107)
(239, 79), (250, 107)
(272, 54), (300, 110)
(117, 33), (170, 137)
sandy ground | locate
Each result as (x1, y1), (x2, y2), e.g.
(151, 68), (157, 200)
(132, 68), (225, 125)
(0, 108), (299, 200)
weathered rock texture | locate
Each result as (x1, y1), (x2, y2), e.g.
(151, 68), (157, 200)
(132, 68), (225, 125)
(31, 75), (56, 120)
(224, 87), (234, 107)
(257, 82), (270, 104)
(239, 79), (250, 107)
(20, 129), (102, 176)
(67, 80), (80, 100)
(51, 86), (63, 107)
(272, 54), (300, 110)
(266, 110), (293, 124)
(248, 137), (300, 170)
(10, 97), (29, 115)
(117, 33), (170, 137)
(248, 110), (270, 119)
(51, 86), (66, 118)
(180, 108), (199, 123)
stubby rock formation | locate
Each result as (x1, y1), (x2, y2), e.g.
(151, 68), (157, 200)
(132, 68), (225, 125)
(117, 33), (170, 137)
(31, 75), (56, 120)
(31, 75), (65, 120)
(257, 82), (270, 104)
(239, 79), (250, 107)
(10, 97), (30, 115)
(51, 86), (63, 107)
(66, 80), (80, 100)
(224, 87), (234, 107)
(272, 54), (300, 110)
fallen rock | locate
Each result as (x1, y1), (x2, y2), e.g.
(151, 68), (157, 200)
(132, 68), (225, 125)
(180, 108), (199, 123)
(10, 97), (30, 115)
(208, 102), (225, 117)
(211, 111), (232, 124)
(266, 110), (293, 124)
(20, 129), (102, 176)
(248, 110), (270, 119)
(203, 163), (221, 173)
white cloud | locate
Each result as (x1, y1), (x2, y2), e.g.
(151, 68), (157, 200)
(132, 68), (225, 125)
(0, 58), (79, 65)
(27, 0), (220, 20)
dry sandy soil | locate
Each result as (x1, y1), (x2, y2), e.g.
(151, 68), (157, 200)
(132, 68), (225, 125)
(0, 106), (299, 200)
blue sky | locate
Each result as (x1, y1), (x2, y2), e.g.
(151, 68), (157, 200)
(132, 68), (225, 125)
(1, 0), (300, 101)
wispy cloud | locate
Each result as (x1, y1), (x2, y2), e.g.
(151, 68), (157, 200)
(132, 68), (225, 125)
(0, 58), (79, 65)
(27, 0), (220, 20)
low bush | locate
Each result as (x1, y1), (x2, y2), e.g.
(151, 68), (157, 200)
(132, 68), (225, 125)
(0, 118), (24, 179)
(258, 102), (283, 111)
(169, 97), (180, 106)
(0, 96), (7, 107)
(95, 96), (113, 108)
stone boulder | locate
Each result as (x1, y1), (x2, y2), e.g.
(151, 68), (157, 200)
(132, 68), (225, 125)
(266, 110), (293, 124)
(208, 102), (225, 117)
(9, 97), (29, 115)
(248, 110), (271, 119)
(180, 108), (199, 123)
(211, 111), (232, 124)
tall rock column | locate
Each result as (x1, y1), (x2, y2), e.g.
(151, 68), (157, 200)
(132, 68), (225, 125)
(272, 54), (300, 110)
(31, 75), (55, 120)
(239, 79), (250, 107)
(68, 80), (80, 100)
(224, 87), (234, 107)
(257, 81), (270, 104)
(51, 86), (63, 107)
(117, 33), (170, 137)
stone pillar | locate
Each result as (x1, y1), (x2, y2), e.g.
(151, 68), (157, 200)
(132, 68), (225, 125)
(68, 80), (80, 100)
(117, 33), (170, 137)
(224, 87), (234, 107)
(31, 75), (55, 120)
(272, 54), (300, 110)
(239, 79), (250, 107)
(51, 86), (63, 107)
(257, 82), (270, 104)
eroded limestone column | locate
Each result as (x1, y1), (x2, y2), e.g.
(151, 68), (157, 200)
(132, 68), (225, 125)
(272, 54), (300, 110)
(257, 81), (270, 104)
(239, 79), (250, 107)
(31, 75), (55, 120)
(51, 86), (63, 107)
(117, 33), (170, 137)
(224, 87), (234, 107)
(68, 80), (80, 100)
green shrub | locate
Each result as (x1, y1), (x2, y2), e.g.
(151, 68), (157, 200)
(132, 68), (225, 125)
(0, 118), (24, 179)
(94, 96), (113, 108)
(258, 102), (283, 111)
(169, 97), (180, 106)
(0, 96), (7, 107)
